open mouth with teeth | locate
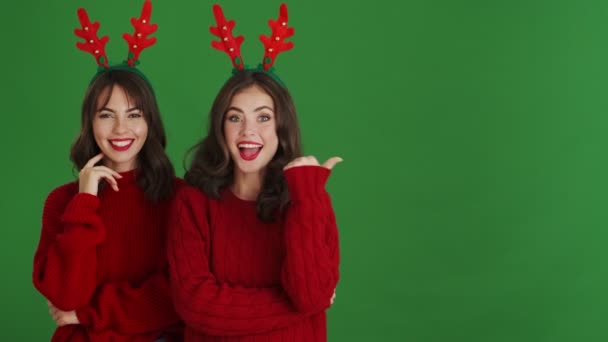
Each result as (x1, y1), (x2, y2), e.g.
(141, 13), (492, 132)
(109, 139), (135, 152)
(238, 142), (263, 161)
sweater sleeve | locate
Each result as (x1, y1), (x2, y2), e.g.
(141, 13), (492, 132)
(33, 187), (106, 310)
(75, 267), (180, 334)
(167, 187), (308, 336)
(281, 166), (341, 313)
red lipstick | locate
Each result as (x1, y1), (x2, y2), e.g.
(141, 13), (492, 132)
(109, 139), (134, 152)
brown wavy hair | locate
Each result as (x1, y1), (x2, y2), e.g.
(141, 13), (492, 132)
(185, 70), (302, 222)
(70, 70), (175, 202)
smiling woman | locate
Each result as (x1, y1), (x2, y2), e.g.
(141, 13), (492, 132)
(91, 85), (148, 172)
(31, 1), (183, 341)
(70, 70), (172, 198)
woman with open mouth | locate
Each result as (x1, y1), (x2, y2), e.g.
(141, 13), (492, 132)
(167, 4), (342, 341)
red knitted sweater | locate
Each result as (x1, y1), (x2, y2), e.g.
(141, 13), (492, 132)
(33, 170), (183, 341)
(168, 166), (340, 341)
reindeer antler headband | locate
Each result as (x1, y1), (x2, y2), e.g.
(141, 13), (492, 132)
(210, 3), (294, 81)
(74, 0), (157, 84)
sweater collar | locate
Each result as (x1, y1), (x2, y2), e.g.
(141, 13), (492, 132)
(116, 169), (139, 186)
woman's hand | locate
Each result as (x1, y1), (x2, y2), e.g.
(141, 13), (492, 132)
(78, 153), (122, 195)
(284, 156), (343, 171)
(47, 300), (80, 327)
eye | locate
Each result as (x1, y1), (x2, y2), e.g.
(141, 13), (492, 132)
(258, 114), (272, 122)
(226, 114), (241, 122)
(128, 112), (143, 118)
(98, 112), (112, 119)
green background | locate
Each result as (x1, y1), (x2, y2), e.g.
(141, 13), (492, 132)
(1, 0), (607, 340)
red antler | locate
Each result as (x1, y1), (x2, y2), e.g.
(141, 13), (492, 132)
(74, 8), (110, 68)
(123, 0), (157, 67)
(210, 4), (245, 70)
(259, 3), (294, 70)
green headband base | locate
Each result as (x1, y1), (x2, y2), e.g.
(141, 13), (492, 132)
(90, 63), (155, 92)
(233, 64), (287, 88)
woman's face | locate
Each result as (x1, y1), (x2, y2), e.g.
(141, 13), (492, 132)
(223, 85), (279, 177)
(92, 85), (148, 172)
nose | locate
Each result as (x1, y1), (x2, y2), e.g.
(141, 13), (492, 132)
(112, 117), (128, 134)
(240, 118), (256, 136)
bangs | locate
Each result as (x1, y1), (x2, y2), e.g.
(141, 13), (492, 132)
(91, 71), (147, 113)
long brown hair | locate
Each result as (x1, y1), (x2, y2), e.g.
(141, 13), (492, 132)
(185, 70), (302, 221)
(70, 70), (175, 202)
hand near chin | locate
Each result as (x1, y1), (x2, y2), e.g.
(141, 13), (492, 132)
(78, 153), (123, 196)
(283, 156), (343, 171)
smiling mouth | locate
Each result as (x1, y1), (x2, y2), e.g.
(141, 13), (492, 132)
(238, 142), (263, 161)
(109, 139), (134, 152)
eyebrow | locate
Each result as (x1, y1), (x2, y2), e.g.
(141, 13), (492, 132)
(254, 105), (274, 112)
(226, 105), (274, 113)
(98, 107), (140, 113)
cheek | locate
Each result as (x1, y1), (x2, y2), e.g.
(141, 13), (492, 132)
(134, 122), (149, 139)
(262, 128), (279, 156)
(263, 126), (279, 143)
(92, 120), (108, 141)
(224, 125), (238, 144)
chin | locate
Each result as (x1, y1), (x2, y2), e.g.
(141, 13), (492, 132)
(237, 166), (263, 175)
(234, 161), (265, 174)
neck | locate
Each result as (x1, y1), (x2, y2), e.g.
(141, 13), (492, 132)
(231, 170), (264, 201)
(104, 159), (137, 173)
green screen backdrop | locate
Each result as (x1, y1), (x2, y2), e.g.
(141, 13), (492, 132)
(1, 0), (607, 340)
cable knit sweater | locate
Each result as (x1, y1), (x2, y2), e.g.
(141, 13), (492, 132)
(33, 170), (183, 341)
(168, 166), (340, 341)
